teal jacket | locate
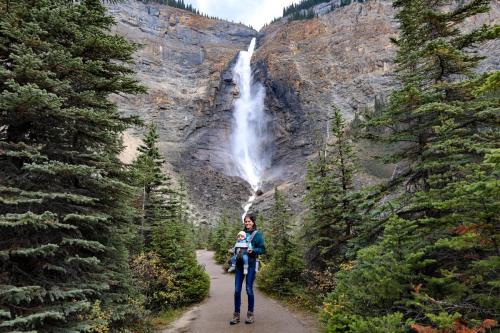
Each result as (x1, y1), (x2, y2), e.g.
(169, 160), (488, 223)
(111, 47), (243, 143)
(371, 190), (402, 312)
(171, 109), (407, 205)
(244, 228), (265, 268)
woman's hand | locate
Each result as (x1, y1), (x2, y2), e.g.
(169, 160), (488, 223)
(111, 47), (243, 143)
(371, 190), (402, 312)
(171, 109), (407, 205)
(247, 249), (253, 254)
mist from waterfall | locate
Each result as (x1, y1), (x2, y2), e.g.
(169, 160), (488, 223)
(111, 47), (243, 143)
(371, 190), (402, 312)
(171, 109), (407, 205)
(230, 38), (271, 192)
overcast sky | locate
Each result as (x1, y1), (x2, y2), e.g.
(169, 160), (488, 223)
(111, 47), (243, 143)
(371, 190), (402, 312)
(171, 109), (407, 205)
(185, 0), (298, 30)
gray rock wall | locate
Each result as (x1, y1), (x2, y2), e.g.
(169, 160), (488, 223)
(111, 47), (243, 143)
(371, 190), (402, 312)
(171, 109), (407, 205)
(107, 0), (257, 224)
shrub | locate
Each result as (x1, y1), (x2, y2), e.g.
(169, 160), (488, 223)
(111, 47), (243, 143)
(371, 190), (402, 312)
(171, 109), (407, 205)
(131, 252), (181, 311)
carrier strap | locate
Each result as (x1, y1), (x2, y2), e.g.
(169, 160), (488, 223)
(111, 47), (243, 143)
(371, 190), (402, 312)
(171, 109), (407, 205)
(248, 230), (258, 243)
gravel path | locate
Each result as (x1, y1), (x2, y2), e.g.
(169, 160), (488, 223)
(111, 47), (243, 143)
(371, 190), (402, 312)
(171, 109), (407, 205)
(161, 250), (318, 333)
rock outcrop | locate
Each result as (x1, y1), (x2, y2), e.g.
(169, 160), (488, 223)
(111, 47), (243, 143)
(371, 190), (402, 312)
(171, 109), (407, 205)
(107, 0), (500, 224)
(107, 1), (258, 223)
(248, 0), (499, 216)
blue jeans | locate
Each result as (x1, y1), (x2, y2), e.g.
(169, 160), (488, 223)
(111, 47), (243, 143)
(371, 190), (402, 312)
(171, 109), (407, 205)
(234, 265), (256, 313)
(230, 253), (249, 268)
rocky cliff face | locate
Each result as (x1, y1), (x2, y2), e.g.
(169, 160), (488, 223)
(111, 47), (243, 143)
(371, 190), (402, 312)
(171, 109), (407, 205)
(250, 1), (400, 214)
(107, 1), (258, 223)
(107, 0), (500, 224)
(249, 0), (499, 215)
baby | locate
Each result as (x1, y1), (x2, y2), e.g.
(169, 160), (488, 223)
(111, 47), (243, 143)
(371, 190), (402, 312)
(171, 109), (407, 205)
(228, 231), (252, 275)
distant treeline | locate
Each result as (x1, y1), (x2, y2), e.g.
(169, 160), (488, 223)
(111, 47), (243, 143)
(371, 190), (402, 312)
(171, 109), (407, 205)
(288, 8), (317, 21)
(139, 0), (199, 13)
(283, 0), (329, 17)
(138, 0), (252, 28)
(337, 0), (368, 7)
(284, 0), (368, 22)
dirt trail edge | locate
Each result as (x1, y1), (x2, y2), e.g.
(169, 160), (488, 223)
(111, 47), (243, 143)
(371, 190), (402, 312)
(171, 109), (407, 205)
(160, 250), (318, 333)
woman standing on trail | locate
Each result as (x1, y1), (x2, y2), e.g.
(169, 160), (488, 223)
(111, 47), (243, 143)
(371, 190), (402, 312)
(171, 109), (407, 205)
(229, 213), (265, 325)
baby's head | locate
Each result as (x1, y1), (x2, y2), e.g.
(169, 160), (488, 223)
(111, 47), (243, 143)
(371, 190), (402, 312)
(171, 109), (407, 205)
(237, 231), (246, 240)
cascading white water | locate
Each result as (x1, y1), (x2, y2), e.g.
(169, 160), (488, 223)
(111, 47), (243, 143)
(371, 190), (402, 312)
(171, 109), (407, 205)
(242, 193), (256, 221)
(230, 38), (270, 218)
(230, 38), (269, 191)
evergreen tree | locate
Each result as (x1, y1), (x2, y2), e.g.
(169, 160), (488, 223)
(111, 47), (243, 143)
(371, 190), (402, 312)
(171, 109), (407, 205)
(282, 0), (366, 20)
(323, 1), (499, 331)
(0, 0), (146, 331)
(150, 181), (210, 309)
(130, 122), (169, 246)
(283, 0), (328, 17)
(135, 123), (166, 191)
(258, 188), (304, 296)
(206, 226), (214, 249)
(194, 223), (211, 249)
(303, 107), (359, 271)
(128, 123), (209, 312)
(139, 174), (177, 251)
(289, 8), (317, 22)
(175, 178), (190, 227)
(211, 212), (243, 266)
(137, 0), (223, 20)
(212, 213), (231, 264)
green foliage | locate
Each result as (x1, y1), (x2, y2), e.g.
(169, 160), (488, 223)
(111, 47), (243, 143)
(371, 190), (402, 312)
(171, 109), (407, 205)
(211, 213), (241, 265)
(257, 188), (304, 296)
(323, 0), (500, 331)
(129, 127), (209, 313)
(130, 251), (180, 312)
(129, 123), (172, 249)
(138, 0), (200, 14)
(151, 217), (209, 309)
(322, 309), (406, 333)
(211, 213), (229, 263)
(193, 223), (212, 250)
(303, 107), (360, 271)
(0, 0), (146, 331)
(137, 0), (227, 22)
(283, 0), (329, 17)
(132, 176), (210, 313)
(133, 123), (167, 192)
(283, 0), (367, 21)
(288, 8), (317, 22)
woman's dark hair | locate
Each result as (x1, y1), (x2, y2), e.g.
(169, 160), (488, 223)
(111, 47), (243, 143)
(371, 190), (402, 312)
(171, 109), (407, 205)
(243, 213), (257, 230)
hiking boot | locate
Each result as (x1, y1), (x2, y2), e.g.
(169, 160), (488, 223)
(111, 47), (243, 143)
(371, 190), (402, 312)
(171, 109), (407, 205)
(245, 311), (254, 324)
(229, 312), (240, 325)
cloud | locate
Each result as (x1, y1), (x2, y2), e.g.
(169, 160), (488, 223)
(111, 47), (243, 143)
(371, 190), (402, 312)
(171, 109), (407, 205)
(186, 0), (298, 30)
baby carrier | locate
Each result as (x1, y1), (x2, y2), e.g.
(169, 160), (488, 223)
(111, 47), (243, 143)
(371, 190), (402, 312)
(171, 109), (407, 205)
(235, 230), (260, 272)
(235, 242), (249, 261)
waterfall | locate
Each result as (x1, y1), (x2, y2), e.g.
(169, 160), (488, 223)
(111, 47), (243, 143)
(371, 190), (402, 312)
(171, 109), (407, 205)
(242, 193), (256, 221)
(230, 37), (270, 217)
